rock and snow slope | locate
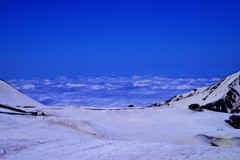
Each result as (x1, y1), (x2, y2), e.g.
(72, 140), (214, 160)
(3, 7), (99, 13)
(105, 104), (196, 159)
(152, 71), (240, 113)
(0, 80), (43, 107)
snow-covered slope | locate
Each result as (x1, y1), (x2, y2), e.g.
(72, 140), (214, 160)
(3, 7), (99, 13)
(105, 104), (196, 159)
(152, 71), (240, 113)
(0, 80), (43, 107)
(0, 106), (240, 160)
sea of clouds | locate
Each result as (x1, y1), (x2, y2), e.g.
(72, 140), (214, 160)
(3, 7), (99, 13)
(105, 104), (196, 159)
(8, 75), (221, 107)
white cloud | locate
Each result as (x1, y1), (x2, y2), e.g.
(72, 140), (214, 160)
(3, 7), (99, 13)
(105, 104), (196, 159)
(66, 83), (86, 88)
(9, 75), (221, 107)
(211, 78), (221, 81)
(175, 84), (195, 90)
(133, 80), (151, 87)
(89, 85), (105, 90)
(21, 84), (35, 90)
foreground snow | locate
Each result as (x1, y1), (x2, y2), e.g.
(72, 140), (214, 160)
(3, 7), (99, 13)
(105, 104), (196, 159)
(0, 106), (239, 160)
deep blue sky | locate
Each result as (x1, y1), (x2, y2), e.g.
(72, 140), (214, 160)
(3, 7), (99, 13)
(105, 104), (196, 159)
(1, 0), (240, 79)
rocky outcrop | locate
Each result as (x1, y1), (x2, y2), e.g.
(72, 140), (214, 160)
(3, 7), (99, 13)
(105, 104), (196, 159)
(188, 104), (204, 112)
(225, 115), (240, 129)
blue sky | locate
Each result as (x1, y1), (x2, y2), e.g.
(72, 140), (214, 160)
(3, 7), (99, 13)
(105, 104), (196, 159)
(1, 0), (240, 79)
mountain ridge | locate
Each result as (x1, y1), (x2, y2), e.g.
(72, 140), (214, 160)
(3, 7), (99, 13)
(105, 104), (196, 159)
(151, 71), (240, 113)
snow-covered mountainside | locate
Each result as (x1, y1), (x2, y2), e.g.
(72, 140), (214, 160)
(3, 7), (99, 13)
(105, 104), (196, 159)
(0, 80), (43, 107)
(152, 71), (240, 113)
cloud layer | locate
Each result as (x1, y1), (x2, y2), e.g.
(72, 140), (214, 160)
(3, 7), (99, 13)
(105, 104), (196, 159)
(8, 75), (221, 107)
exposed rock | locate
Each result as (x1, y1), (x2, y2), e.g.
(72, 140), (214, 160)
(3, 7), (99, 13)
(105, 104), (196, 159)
(32, 111), (46, 116)
(188, 104), (204, 112)
(225, 115), (240, 129)
(0, 104), (27, 113)
(201, 86), (240, 113)
(0, 104), (45, 116)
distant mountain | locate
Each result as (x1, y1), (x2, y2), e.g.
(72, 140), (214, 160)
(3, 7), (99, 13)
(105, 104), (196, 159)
(151, 71), (240, 113)
(0, 79), (43, 107)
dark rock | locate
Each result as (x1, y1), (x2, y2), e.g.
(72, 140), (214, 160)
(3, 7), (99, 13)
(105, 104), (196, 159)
(32, 111), (46, 116)
(228, 115), (240, 129)
(128, 105), (134, 108)
(151, 103), (161, 107)
(175, 98), (180, 101)
(225, 115), (240, 129)
(188, 104), (204, 112)
(165, 96), (177, 104)
(201, 88), (240, 113)
(233, 108), (240, 113)
(210, 142), (219, 147)
(23, 106), (36, 108)
(0, 104), (27, 113)
(201, 99), (228, 113)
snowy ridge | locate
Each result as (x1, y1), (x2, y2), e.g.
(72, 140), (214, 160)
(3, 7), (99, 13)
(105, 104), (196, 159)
(0, 80), (43, 107)
(152, 71), (240, 113)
